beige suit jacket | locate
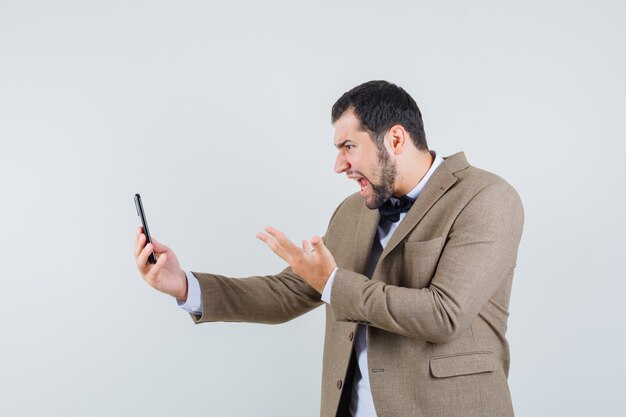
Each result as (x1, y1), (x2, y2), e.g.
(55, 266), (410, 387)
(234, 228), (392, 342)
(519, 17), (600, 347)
(191, 152), (524, 417)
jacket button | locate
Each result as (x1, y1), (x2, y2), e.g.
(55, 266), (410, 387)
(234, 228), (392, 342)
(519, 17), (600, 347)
(337, 380), (343, 389)
(348, 332), (354, 341)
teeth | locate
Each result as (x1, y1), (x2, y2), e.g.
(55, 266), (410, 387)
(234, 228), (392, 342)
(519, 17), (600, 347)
(351, 177), (368, 190)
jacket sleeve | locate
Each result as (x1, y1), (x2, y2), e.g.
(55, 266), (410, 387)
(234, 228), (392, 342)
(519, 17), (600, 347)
(329, 181), (524, 343)
(190, 267), (323, 324)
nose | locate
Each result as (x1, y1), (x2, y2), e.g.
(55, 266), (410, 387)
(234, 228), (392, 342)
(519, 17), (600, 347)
(334, 152), (350, 174)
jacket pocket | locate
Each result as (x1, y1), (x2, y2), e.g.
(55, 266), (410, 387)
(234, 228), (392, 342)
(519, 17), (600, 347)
(402, 237), (444, 287)
(430, 351), (496, 378)
(403, 236), (444, 252)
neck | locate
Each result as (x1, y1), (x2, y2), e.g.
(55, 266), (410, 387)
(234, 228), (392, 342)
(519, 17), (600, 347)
(392, 150), (434, 197)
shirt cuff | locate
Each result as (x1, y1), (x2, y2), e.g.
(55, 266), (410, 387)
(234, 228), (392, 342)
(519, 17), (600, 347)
(321, 267), (338, 304)
(176, 271), (203, 315)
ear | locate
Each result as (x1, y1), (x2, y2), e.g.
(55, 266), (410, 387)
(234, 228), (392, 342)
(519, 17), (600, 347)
(387, 125), (408, 155)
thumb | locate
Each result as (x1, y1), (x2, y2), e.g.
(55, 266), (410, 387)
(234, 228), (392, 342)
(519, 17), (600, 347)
(311, 236), (326, 250)
(151, 237), (170, 253)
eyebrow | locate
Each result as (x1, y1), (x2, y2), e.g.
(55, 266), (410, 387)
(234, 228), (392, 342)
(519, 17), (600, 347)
(334, 139), (352, 149)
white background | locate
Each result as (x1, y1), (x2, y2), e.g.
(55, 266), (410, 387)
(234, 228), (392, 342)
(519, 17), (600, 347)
(1, 1), (624, 416)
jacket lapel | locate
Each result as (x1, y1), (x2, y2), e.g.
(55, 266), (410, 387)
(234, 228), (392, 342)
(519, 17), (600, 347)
(351, 204), (380, 275)
(377, 152), (468, 264)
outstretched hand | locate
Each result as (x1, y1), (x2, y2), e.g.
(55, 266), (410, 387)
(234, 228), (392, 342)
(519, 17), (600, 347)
(256, 227), (337, 293)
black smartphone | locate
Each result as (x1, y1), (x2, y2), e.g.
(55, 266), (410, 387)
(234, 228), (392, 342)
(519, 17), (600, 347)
(134, 193), (157, 264)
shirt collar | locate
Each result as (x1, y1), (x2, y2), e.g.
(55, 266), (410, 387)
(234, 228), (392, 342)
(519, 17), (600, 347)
(391, 150), (444, 202)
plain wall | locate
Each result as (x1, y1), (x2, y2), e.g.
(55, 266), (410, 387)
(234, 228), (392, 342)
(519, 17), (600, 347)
(1, 1), (624, 416)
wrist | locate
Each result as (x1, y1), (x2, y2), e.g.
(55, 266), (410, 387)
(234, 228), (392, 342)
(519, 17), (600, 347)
(176, 270), (188, 302)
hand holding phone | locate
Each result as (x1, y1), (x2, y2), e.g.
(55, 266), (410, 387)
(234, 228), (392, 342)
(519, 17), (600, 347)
(133, 194), (188, 301)
(134, 193), (157, 264)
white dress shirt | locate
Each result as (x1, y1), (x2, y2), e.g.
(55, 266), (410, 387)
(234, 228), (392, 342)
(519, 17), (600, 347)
(179, 151), (444, 417)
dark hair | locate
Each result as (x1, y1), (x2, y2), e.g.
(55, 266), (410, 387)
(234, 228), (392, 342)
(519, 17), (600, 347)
(331, 80), (428, 151)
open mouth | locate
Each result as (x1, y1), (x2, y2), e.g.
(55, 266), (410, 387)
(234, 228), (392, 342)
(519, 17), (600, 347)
(348, 174), (370, 195)
(357, 177), (370, 191)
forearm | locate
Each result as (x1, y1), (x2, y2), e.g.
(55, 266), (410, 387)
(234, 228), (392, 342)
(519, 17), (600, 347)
(190, 268), (323, 324)
(329, 268), (510, 343)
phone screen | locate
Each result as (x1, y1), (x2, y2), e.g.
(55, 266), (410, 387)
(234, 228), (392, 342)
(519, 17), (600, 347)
(134, 193), (157, 264)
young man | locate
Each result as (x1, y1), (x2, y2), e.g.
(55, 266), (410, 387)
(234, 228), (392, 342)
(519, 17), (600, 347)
(134, 80), (524, 417)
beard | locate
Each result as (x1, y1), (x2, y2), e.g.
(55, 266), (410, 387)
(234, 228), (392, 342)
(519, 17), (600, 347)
(365, 147), (397, 209)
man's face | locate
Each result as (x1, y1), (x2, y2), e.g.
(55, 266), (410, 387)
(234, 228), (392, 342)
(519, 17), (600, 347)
(333, 110), (397, 209)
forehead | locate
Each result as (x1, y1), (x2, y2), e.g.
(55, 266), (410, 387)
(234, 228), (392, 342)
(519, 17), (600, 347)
(333, 109), (369, 145)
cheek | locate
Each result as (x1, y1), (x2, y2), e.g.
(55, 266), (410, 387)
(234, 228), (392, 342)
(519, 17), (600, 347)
(352, 151), (370, 167)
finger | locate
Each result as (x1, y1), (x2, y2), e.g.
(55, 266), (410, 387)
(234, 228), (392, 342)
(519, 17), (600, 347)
(136, 242), (154, 269)
(264, 227), (299, 253)
(151, 237), (170, 254)
(256, 232), (292, 263)
(311, 236), (330, 254)
(302, 239), (313, 254)
(135, 233), (147, 258)
(257, 231), (284, 253)
(146, 253), (167, 284)
(311, 235), (325, 248)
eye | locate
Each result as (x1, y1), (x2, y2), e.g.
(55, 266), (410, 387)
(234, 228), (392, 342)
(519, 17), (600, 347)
(345, 144), (354, 150)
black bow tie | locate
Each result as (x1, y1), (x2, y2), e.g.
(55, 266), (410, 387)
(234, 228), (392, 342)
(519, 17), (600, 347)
(378, 195), (415, 223)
